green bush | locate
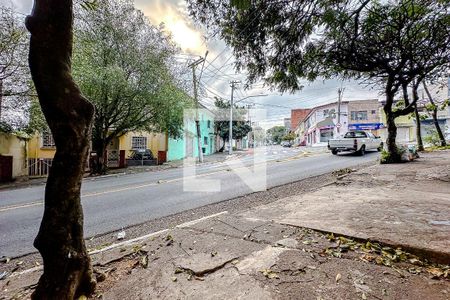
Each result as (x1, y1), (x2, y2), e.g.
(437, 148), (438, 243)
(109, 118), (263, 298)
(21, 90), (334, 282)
(423, 128), (442, 146)
(380, 147), (407, 164)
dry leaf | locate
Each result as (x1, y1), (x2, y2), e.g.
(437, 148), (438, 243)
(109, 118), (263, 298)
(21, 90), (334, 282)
(335, 273), (342, 282)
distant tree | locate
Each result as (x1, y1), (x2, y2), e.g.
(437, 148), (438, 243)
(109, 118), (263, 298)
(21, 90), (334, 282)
(282, 132), (296, 143)
(214, 97), (251, 151)
(0, 6), (30, 127)
(187, 0), (450, 162)
(267, 125), (286, 144)
(74, 0), (191, 173)
(423, 81), (448, 147)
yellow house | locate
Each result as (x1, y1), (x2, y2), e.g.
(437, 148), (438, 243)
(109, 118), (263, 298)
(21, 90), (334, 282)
(0, 132), (29, 179)
(27, 131), (168, 176)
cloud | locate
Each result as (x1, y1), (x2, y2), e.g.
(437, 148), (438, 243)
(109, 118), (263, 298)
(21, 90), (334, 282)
(134, 0), (206, 55)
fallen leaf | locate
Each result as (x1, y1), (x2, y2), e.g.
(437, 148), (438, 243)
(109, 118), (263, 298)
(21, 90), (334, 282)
(335, 273), (342, 282)
(171, 276), (177, 282)
(0, 271), (8, 280)
(361, 293), (367, 300)
(78, 296), (87, 300)
(427, 267), (444, 279)
(261, 269), (280, 279)
(141, 255), (149, 268)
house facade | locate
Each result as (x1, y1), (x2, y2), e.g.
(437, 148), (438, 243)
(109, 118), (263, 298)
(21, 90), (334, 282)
(0, 132), (28, 181)
(27, 130), (168, 176)
(168, 107), (215, 161)
(300, 101), (350, 146)
(298, 99), (382, 147)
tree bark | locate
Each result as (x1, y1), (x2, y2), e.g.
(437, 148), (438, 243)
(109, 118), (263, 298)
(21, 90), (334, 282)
(413, 103), (424, 151)
(383, 90), (401, 163)
(26, 1), (96, 298)
(0, 79), (3, 121)
(423, 82), (446, 146)
(411, 84), (424, 151)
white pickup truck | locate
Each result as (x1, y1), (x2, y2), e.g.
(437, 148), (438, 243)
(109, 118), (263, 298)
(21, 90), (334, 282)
(328, 131), (383, 156)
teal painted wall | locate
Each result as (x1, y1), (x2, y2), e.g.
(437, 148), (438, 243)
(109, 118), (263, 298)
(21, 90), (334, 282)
(168, 109), (215, 161)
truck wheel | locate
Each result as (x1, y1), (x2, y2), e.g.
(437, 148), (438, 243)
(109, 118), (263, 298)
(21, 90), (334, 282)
(332, 149), (338, 155)
(359, 145), (366, 156)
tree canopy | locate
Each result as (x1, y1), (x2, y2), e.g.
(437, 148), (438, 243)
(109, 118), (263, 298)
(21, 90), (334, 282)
(187, 0), (450, 161)
(73, 0), (193, 172)
(214, 97), (251, 150)
(0, 6), (30, 128)
(267, 125), (286, 144)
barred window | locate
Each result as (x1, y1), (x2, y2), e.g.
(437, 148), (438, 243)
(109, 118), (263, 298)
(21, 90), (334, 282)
(131, 137), (147, 150)
(42, 132), (55, 148)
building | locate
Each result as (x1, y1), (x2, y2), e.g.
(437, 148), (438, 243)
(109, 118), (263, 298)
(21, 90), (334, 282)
(347, 99), (383, 136)
(27, 130), (168, 176)
(283, 118), (291, 132)
(291, 108), (312, 132)
(0, 132), (29, 181)
(167, 106), (215, 161)
(298, 99), (381, 146)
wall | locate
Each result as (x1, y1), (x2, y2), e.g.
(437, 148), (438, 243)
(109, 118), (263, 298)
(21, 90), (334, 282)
(291, 109), (311, 132)
(0, 132), (28, 177)
(168, 108), (215, 161)
(119, 132), (167, 159)
(27, 134), (56, 159)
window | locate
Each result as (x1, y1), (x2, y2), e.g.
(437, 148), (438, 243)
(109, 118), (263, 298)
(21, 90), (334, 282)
(350, 111), (368, 121)
(203, 136), (208, 145)
(320, 128), (333, 142)
(371, 110), (376, 115)
(207, 120), (211, 128)
(323, 109), (329, 116)
(131, 136), (147, 150)
(344, 131), (367, 138)
(42, 132), (55, 148)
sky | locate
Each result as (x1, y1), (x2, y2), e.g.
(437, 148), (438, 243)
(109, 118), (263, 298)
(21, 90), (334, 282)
(2, 0), (381, 129)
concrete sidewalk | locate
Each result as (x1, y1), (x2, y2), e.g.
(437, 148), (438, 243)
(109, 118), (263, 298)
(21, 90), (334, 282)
(1, 151), (449, 299)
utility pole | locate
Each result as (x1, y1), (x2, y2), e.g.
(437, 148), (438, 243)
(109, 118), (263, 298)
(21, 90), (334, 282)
(229, 80), (240, 154)
(337, 87), (344, 134)
(189, 57), (205, 163)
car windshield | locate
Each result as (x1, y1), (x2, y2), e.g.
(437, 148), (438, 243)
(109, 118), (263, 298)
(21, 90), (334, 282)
(344, 131), (367, 138)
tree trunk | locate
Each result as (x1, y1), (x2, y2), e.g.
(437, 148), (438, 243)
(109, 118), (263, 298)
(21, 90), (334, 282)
(423, 82), (446, 146)
(0, 79), (3, 121)
(413, 103), (424, 151)
(26, 1), (96, 298)
(92, 138), (108, 175)
(383, 89), (401, 163)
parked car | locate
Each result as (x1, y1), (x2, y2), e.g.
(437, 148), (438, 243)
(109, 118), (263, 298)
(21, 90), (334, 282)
(281, 141), (292, 147)
(328, 131), (383, 156)
(129, 149), (154, 160)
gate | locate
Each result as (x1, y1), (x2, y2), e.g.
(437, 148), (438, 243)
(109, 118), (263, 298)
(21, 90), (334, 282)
(28, 158), (53, 177)
(107, 150), (119, 168)
(0, 155), (13, 182)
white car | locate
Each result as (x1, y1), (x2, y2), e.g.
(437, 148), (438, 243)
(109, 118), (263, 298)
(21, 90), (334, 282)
(328, 131), (383, 156)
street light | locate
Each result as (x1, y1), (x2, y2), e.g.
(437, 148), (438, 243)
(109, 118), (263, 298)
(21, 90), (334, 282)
(229, 93), (268, 155)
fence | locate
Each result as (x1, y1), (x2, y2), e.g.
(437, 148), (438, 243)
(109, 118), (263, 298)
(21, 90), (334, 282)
(28, 158), (53, 177)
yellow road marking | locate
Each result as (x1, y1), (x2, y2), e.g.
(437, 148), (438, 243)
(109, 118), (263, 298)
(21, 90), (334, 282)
(0, 152), (324, 213)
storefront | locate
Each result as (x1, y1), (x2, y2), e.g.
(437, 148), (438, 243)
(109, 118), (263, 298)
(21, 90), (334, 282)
(348, 123), (384, 136)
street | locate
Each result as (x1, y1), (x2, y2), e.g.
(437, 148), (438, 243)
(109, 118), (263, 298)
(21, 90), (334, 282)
(0, 146), (378, 258)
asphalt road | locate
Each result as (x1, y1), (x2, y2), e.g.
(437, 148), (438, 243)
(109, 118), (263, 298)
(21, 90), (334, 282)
(0, 146), (379, 257)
